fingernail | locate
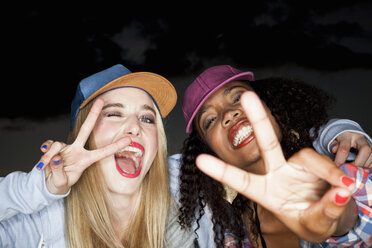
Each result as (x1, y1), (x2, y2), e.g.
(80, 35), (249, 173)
(341, 176), (354, 187)
(41, 145), (47, 150)
(335, 193), (349, 204)
(36, 162), (44, 169)
(330, 143), (336, 153)
(53, 159), (61, 165)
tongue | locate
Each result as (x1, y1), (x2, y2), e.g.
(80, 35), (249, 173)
(116, 157), (137, 174)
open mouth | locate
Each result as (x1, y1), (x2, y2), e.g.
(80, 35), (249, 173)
(115, 142), (145, 178)
(229, 119), (254, 149)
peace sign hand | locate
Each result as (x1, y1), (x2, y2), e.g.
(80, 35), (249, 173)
(36, 99), (131, 195)
(196, 91), (356, 242)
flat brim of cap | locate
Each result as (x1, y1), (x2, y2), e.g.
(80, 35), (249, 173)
(185, 71), (254, 133)
(81, 72), (177, 118)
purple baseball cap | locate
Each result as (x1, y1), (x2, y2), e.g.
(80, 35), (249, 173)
(182, 65), (255, 133)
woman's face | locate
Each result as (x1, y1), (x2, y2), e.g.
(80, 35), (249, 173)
(92, 88), (158, 196)
(195, 81), (281, 174)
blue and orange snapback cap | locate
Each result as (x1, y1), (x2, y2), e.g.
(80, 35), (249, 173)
(70, 64), (177, 129)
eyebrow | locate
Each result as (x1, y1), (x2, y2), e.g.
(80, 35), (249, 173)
(102, 103), (124, 110)
(102, 102), (156, 115)
(223, 85), (242, 96)
(142, 104), (157, 116)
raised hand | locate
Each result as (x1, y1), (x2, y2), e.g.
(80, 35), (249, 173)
(36, 99), (131, 195)
(330, 132), (372, 168)
(196, 91), (356, 242)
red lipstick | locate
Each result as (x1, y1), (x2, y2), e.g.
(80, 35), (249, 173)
(115, 142), (144, 178)
(229, 119), (255, 149)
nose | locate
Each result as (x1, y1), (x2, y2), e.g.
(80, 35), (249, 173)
(222, 109), (242, 128)
(123, 115), (140, 137)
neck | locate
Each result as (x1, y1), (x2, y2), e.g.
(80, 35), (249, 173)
(108, 189), (140, 240)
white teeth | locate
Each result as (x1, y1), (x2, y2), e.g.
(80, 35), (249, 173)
(233, 125), (253, 147)
(116, 146), (143, 157)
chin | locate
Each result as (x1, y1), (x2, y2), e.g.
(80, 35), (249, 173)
(109, 178), (142, 196)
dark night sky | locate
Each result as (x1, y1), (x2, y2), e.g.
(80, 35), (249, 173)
(1, 2), (372, 175)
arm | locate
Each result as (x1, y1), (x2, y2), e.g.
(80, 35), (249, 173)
(313, 119), (372, 167)
(0, 167), (69, 221)
(313, 119), (372, 246)
(0, 192), (67, 247)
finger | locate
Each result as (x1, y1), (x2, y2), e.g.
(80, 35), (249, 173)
(74, 98), (104, 147)
(40, 140), (54, 153)
(365, 153), (372, 168)
(46, 156), (69, 195)
(50, 155), (66, 186)
(36, 141), (65, 170)
(290, 148), (355, 190)
(51, 155), (62, 166)
(86, 136), (132, 168)
(301, 187), (352, 238)
(240, 91), (285, 171)
(196, 154), (266, 203)
(334, 139), (351, 166)
(354, 139), (371, 167)
(329, 141), (338, 154)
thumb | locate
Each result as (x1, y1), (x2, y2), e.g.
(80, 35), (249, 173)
(300, 187), (352, 239)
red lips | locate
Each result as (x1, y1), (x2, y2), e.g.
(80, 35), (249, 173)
(115, 142), (144, 178)
(229, 119), (255, 149)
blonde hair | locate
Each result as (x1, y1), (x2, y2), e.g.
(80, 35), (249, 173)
(65, 99), (170, 248)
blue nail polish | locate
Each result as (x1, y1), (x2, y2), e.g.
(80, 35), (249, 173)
(37, 162), (44, 169)
(53, 160), (61, 164)
(42, 145), (47, 150)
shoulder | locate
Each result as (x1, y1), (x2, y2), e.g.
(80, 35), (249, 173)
(165, 202), (196, 247)
(168, 153), (182, 168)
(167, 154), (183, 202)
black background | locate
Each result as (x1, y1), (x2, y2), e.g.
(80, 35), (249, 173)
(1, 2), (371, 175)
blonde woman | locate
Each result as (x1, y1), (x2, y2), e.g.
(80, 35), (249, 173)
(0, 64), (195, 247)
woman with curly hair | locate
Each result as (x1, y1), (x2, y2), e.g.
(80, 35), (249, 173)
(171, 65), (372, 247)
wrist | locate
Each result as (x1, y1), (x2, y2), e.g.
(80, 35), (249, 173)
(46, 179), (70, 195)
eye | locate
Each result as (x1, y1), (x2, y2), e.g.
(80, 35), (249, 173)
(140, 115), (155, 124)
(104, 111), (122, 118)
(203, 116), (216, 130)
(232, 91), (243, 104)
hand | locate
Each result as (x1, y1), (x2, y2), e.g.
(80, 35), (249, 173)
(330, 132), (372, 168)
(196, 91), (356, 242)
(36, 99), (131, 195)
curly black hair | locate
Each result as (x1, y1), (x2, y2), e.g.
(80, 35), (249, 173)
(178, 76), (335, 247)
